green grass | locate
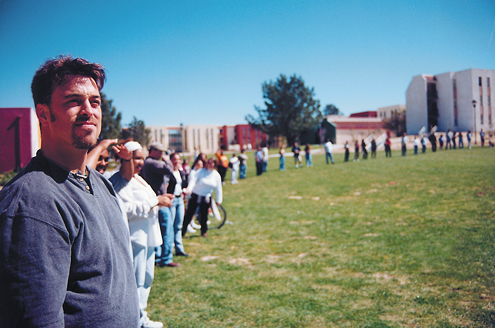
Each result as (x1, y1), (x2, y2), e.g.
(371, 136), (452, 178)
(150, 147), (495, 327)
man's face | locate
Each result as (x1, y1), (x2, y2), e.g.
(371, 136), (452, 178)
(150, 148), (163, 160)
(38, 75), (101, 150)
(133, 149), (145, 175)
(96, 149), (109, 174)
(171, 154), (181, 169)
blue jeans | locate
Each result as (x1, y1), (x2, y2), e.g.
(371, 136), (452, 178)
(132, 243), (155, 326)
(263, 161), (268, 172)
(155, 207), (173, 265)
(239, 164), (246, 179)
(170, 197), (185, 254)
(325, 152), (334, 164)
(305, 154), (312, 167)
(279, 156), (285, 170)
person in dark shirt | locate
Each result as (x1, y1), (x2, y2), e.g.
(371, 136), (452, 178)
(0, 56), (139, 327)
(140, 142), (180, 268)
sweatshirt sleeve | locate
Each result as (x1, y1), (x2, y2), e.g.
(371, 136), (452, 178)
(214, 172), (223, 204)
(117, 178), (159, 221)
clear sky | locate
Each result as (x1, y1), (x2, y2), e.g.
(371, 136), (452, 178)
(1, 0), (494, 128)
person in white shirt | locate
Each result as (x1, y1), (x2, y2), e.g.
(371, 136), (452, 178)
(413, 136), (420, 155)
(182, 158), (223, 237)
(111, 141), (171, 328)
(324, 139), (334, 164)
(230, 153), (240, 184)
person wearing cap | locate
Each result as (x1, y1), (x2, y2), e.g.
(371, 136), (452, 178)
(140, 142), (179, 267)
(109, 141), (168, 328)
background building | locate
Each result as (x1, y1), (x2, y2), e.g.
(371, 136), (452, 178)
(406, 69), (494, 135)
(0, 108), (40, 173)
(377, 104), (406, 120)
(325, 113), (389, 144)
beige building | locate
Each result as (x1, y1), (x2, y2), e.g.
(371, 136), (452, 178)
(377, 104), (405, 120)
(148, 124), (219, 155)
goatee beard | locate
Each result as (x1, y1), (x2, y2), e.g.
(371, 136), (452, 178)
(71, 129), (97, 150)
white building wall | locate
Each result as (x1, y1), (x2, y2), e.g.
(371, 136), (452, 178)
(406, 75), (428, 134)
(183, 125), (218, 155)
(406, 69), (495, 135)
(377, 104), (405, 120)
(148, 126), (169, 148)
(435, 72), (455, 132)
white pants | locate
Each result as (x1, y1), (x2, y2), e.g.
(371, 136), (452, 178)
(133, 243), (156, 326)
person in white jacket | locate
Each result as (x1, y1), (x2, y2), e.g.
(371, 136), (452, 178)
(111, 141), (173, 328)
(182, 157), (223, 237)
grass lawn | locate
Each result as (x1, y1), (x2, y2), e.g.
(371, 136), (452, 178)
(150, 147), (495, 328)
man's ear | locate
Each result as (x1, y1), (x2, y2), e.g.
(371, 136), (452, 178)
(36, 104), (50, 126)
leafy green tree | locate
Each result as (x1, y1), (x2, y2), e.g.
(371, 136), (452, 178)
(121, 117), (151, 148)
(246, 74), (322, 146)
(324, 104), (342, 116)
(99, 93), (122, 140)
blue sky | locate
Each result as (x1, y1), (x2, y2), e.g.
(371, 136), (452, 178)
(1, 0), (494, 127)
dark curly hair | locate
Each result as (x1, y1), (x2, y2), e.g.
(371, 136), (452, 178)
(31, 55), (106, 106)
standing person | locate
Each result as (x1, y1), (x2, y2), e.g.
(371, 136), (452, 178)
(292, 142), (301, 168)
(428, 133), (437, 152)
(371, 139), (377, 158)
(182, 158), (191, 176)
(140, 142), (180, 268)
(279, 145), (286, 170)
(467, 130), (472, 149)
(262, 144), (269, 172)
(111, 141), (168, 328)
(421, 135), (428, 153)
(255, 146), (264, 176)
(452, 131), (457, 149)
(439, 134), (445, 150)
(182, 158), (223, 238)
(185, 155), (205, 234)
(354, 140), (360, 162)
(413, 136), (420, 155)
(168, 152), (188, 257)
(215, 149), (229, 184)
(238, 149), (248, 179)
(0, 56), (139, 327)
(361, 140), (368, 159)
(344, 141), (350, 162)
(446, 129), (452, 149)
(401, 133), (409, 156)
(304, 143), (312, 167)
(480, 129), (485, 147)
(324, 139), (334, 164)
(230, 153), (240, 184)
(458, 132), (464, 149)
(385, 138), (392, 157)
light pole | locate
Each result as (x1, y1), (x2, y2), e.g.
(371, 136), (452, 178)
(472, 100), (477, 145)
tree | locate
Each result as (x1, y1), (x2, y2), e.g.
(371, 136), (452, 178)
(383, 110), (406, 136)
(323, 104), (342, 116)
(99, 93), (122, 140)
(121, 116), (151, 148)
(246, 74), (322, 146)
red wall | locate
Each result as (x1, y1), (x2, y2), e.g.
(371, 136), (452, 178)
(0, 108), (35, 173)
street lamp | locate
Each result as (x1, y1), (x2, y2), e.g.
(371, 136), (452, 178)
(472, 100), (477, 145)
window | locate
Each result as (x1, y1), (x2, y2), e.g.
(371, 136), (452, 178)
(488, 77), (491, 87)
(479, 77), (482, 86)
